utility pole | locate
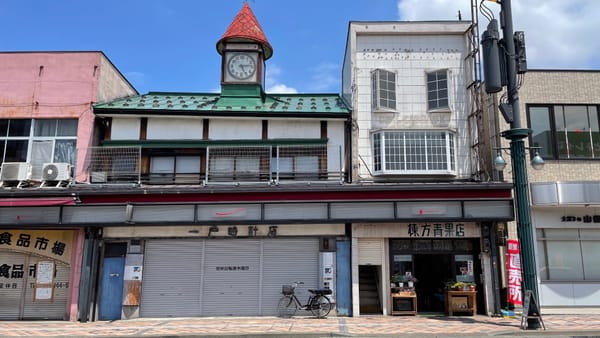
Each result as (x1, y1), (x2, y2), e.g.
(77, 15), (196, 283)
(481, 0), (541, 330)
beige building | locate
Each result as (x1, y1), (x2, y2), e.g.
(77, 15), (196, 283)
(489, 70), (600, 312)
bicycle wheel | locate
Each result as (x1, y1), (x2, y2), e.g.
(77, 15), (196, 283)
(310, 295), (332, 318)
(277, 295), (298, 318)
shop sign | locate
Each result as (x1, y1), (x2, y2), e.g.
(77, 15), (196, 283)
(0, 229), (73, 264)
(407, 223), (466, 238)
(560, 215), (600, 223)
(507, 239), (522, 305)
(354, 222), (479, 238)
(216, 266), (250, 271)
(0, 261), (69, 290)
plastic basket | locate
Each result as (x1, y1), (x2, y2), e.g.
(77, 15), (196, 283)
(282, 285), (294, 295)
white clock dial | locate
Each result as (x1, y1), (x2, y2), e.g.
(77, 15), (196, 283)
(227, 53), (257, 80)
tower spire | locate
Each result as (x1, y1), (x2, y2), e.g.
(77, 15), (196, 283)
(216, 2), (273, 60)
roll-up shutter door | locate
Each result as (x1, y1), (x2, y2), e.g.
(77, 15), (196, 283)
(141, 240), (203, 317)
(23, 260), (70, 319)
(358, 238), (383, 265)
(140, 238), (320, 317)
(0, 252), (25, 319)
(201, 239), (261, 316)
(0, 252), (69, 320)
(260, 238), (319, 316)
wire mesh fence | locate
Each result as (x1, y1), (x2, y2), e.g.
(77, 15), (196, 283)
(82, 144), (344, 185)
(85, 146), (141, 184)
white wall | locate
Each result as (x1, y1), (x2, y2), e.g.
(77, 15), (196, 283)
(146, 118), (203, 140)
(269, 120), (320, 139)
(111, 118), (140, 140)
(349, 27), (471, 180)
(209, 119), (262, 140)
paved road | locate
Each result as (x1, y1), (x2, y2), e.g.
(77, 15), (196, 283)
(1, 314), (600, 337)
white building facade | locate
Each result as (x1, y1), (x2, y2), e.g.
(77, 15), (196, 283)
(342, 21), (513, 316)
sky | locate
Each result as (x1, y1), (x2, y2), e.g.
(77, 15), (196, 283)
(1, 0), (599, 95)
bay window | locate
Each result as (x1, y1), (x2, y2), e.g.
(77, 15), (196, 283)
(372, 130), (456, 175)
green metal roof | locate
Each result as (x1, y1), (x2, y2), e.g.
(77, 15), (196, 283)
(94, 90), (350, 116)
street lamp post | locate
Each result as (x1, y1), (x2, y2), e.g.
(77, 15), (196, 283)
(482, 0), (541, 329)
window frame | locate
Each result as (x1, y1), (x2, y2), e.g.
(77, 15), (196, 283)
(527, 104), (600, 160)
(371, 130), (456, 175)
(0, 118), (78, 166)
(536, 228), (600, 282)
(426, 69), (450, 112)
(371, 69), (397, 112)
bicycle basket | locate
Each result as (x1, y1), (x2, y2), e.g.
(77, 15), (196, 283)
(282, 285), (294, 295)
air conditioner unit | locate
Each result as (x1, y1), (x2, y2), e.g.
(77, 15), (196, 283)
(1, 162), (32, 181)
(91, 171), (107, 183)
(41, 163), (72, 181)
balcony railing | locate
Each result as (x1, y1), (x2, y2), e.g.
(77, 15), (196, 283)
(84, 144), (345, 186)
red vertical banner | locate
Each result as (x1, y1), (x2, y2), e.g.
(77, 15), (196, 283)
(507, 239), (523, 305)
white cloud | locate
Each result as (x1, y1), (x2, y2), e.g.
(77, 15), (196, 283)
(267, 84), (298, 94)
(397, 0), (600, 69)
(265, 64), (298, 93)
(308, 62), (340, 92)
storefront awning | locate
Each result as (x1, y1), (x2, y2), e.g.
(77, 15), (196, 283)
(0, 197), (76, 207)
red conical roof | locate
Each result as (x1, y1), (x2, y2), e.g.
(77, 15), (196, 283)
(216, 2), (273, 60)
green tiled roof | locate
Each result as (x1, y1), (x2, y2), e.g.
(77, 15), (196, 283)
(94, 91), (350, 115)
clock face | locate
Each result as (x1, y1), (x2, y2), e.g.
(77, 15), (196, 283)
(227, 53), (257, 80)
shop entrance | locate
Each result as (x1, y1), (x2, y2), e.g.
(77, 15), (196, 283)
(414, 254), (453, 312)
(389, 238), (481, 314)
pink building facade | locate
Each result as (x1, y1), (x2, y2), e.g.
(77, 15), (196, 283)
(0, 52), (136, 320)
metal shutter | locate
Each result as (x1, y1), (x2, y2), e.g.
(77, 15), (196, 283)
(201, 239), (261, 316)
(141, 239), (203, 317)
(23, 260), (70, 319)
(260, 238), (319, 316)
(0, 252), (25, 319)
(358, 238), (383, 265)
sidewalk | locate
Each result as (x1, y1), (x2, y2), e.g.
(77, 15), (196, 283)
(2, 314), (600, 337)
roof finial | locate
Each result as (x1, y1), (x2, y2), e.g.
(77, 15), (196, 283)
(216, 2), (273, 59)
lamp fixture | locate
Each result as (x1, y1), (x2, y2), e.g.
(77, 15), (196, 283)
(493, 149), (545, 171)
(530, 152), (545, 170)
(494, 152), (507, 171)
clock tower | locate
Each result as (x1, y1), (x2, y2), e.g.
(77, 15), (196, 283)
(217, 3), (272, 95)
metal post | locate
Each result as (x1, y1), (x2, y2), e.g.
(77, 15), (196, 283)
(499, 0), (540, 329)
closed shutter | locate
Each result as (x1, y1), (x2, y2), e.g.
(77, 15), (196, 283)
(358, 238), (383, 265)
(23, 261), (70, 319)
(0, 252), (25, 319)
(0, 252), (69, 320)
(140, 238), (321, 317)
(201, 239), (260, 316)
(141, 239), (203, 317)
(260, 238), (319, 316)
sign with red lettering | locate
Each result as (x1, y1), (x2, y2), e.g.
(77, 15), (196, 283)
(507, 239), (523, 305)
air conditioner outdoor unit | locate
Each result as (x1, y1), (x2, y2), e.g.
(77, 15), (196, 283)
(0, 162), (32, 187)
(1, 162), (32, 181)
(91, 171), (107, 183)
(41, 163), (72, 182)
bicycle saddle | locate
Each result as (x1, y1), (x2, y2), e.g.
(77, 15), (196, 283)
(308, 288), (333, 295)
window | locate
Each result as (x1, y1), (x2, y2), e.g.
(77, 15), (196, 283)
(372, 130), (456, 174)
(371, 69), (396, 111)
(427, 70), (449, 111)
(0, 119), (78, 176)
(537, 228), (600, 281)
(528, 105), (600, 159)
(272, 146), (325, 181)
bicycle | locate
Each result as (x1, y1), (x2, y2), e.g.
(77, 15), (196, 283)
(277, 281), (332, 318)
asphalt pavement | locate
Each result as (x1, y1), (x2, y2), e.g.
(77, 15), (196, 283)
(1, 313), (600, 338)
